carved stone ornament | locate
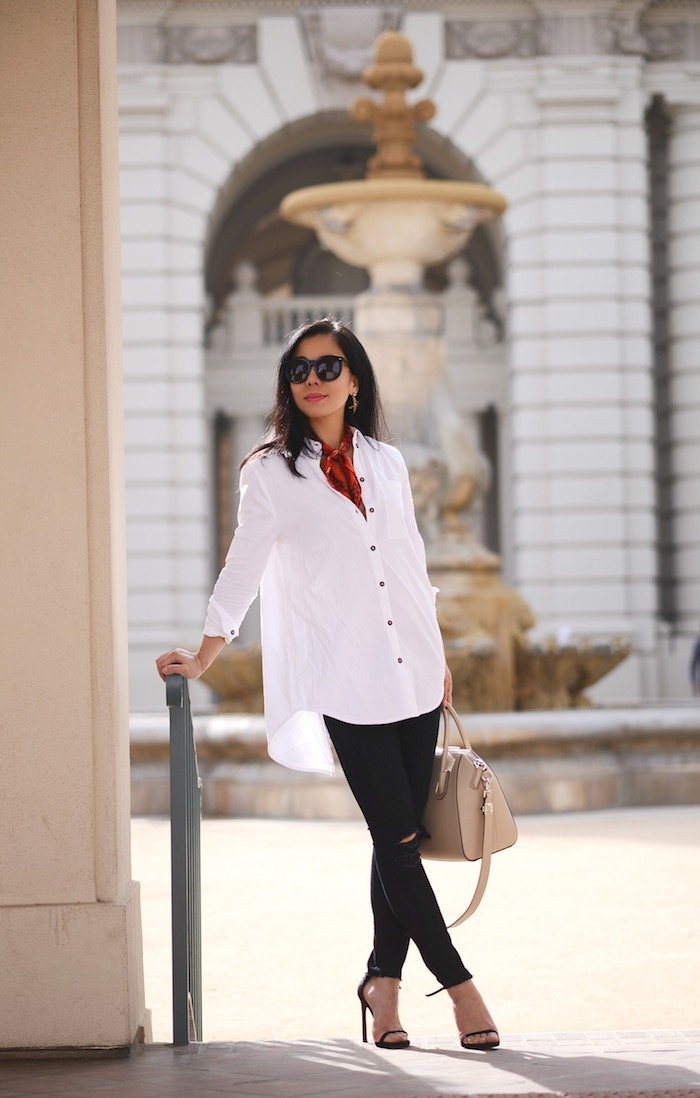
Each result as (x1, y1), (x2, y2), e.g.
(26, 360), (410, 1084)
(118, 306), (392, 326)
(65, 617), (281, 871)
(445, 19), (546, 60)
(445, 12), (688, 61)
(349, 30), (437, 179)
(302, 8), (401, 82)
(596, 14), (647, 56)
(164, 25), (256, 65)
(642, 23), (684, 61)
(596, 14), (683, 59)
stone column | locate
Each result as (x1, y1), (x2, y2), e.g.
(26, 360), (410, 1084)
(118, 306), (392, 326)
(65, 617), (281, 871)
(667, 101), (700, 658)
(0, 0), (147, 1048)
(506, 61), (658, 698)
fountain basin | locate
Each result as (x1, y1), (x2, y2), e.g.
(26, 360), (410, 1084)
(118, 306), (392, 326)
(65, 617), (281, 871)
(198, 634), (632, 715)
(280, 178), (507, 288)
(131, 705), (700, 818)
(515, 638), (633, 711)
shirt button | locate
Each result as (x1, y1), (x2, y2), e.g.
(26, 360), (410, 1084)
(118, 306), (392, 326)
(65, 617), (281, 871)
(359, 477), (365, 482)
(370, 545), (376, 551)
(388, 620), (393, 626)
(398, 658), (403, 664)
(379, 581), (385, 587)
(369, 507), (375, 513)
(230, 630), (235, 635)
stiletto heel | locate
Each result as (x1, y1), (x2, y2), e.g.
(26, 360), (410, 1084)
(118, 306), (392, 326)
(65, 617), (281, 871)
(357, 973), (410, 1049)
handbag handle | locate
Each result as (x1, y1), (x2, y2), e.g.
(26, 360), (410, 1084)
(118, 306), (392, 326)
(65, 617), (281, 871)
(439, 703), (497, 929)
(435, 701), (473, 795)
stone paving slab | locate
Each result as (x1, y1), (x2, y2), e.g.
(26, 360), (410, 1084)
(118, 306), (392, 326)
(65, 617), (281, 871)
(1, 1032), (699, 1097)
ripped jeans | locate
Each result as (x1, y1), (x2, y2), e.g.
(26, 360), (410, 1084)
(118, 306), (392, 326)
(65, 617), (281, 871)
(324, 707), (472, 990)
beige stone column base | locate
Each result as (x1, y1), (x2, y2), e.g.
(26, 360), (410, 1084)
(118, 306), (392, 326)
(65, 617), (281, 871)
(0, 883), (151, 1051)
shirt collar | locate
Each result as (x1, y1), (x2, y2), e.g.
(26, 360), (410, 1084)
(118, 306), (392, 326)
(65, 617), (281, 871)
(305, 427), (361, 457)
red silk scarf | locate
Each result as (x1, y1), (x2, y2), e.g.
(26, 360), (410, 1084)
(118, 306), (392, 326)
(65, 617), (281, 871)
(319, 426), (366, 517)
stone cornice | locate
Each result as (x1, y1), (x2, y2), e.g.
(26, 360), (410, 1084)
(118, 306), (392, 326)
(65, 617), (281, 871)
(116, 0), (700, 64)
(445, 6), (699, 61)
(118, 22), (257, 64)
(117, 0), (700, 11)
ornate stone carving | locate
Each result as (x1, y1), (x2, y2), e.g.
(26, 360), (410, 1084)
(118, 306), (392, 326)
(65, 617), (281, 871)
(163, 25), (256, 65)
(597, 13), (683, 59)
(642, 23), (684, 60)
(514, 638), (633, 711)
(445, 12), (688, 61)
(302, 8), (400, 82)
(349, 31), (435, 179)
(445, 19), (546, 60)
(596, 13), (648, 56)
(116, 3), (696, 65)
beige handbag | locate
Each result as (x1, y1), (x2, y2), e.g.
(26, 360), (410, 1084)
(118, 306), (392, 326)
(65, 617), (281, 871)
(420, 703), (517, 927)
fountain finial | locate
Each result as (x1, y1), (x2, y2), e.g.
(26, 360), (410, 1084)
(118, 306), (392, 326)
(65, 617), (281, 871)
(350, 31), (436, 179)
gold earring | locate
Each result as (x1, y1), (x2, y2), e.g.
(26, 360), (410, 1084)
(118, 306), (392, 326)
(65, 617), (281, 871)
(350, 393), (359, 414)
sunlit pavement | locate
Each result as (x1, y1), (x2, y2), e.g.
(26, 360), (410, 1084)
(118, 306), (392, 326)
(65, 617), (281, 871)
(135, 806), (700, 1043)
(1, 806), (698, 1096)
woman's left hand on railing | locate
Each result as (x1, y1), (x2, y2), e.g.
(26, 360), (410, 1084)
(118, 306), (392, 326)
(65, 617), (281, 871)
(156, 635), (226, 682)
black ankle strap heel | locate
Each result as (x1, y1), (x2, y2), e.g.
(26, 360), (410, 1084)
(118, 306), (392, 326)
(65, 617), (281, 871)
(357, 973), (410, 1049)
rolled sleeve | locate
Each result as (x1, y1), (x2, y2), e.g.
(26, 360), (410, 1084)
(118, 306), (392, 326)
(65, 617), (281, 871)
(203, 457), (279, 642)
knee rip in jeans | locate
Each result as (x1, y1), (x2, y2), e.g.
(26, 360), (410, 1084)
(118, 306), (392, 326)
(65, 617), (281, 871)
(378, 834), (422, 870)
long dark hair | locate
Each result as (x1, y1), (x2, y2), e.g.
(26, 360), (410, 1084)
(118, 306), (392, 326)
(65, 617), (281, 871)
(244, 317), (389, 476)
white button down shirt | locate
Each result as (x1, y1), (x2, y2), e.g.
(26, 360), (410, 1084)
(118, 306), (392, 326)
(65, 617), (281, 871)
(204, 429), (445, 775)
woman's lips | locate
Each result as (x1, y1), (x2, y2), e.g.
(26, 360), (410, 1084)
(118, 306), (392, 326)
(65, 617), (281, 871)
(304, 394), (326, 403)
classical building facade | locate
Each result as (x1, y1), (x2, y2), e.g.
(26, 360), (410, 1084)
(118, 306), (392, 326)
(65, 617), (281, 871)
(116, 0), (700, 711)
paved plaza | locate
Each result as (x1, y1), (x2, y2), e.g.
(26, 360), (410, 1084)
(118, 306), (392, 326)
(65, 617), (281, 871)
(1, 805), (699, 1096)
(1, 1031), (699, 1097)
(133, 806), (700, 1043)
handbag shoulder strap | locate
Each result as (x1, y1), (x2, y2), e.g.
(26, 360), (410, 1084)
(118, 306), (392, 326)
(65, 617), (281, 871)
(447, 781), (495, 928)
(440, 704), (496, 929)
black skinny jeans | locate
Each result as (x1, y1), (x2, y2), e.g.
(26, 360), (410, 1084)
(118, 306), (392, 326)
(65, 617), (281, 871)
(324, 707), (472, 990)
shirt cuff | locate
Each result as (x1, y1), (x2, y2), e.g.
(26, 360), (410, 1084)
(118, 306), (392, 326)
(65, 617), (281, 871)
(203, 596), (240, 643)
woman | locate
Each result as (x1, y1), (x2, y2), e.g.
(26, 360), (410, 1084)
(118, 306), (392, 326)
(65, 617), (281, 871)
(156, 317), (499, 1051)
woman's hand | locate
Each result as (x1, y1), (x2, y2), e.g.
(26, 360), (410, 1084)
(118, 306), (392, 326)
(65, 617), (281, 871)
(156, 648), (204, 682)
(156, 635), (227, 682)
(442, 662), (453, 707)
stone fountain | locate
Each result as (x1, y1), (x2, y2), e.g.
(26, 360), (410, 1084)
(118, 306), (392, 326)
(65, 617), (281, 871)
(204, 30), (630, 714)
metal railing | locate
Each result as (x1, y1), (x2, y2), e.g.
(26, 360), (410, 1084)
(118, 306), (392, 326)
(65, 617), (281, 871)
(166, 673), (203, 1045)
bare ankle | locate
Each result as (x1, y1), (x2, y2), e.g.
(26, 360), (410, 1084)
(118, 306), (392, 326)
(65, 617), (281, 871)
(446, 978), (472, 1001)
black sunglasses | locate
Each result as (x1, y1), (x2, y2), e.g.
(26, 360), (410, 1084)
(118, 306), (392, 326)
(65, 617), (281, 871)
(285, 355), (348, 384)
